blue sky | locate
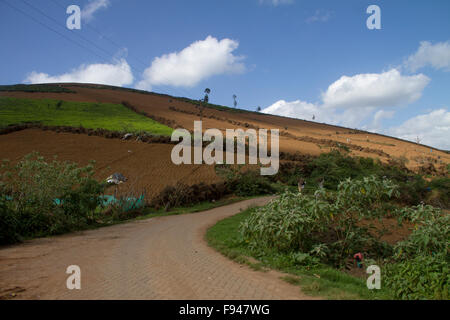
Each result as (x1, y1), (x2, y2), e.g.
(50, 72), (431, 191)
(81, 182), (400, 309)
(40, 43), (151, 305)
(1, 0), (449, 149)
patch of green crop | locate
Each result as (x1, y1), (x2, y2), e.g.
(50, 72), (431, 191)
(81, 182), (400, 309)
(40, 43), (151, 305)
(0, 97), (173, 136)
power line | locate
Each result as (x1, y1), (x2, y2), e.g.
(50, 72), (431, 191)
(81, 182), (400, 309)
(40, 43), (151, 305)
(48, 0), (151, 71)
(45, 0), (198, 99)
(1, 0), (109, 64)
(20, 0), (145, 78)
(1, 0), (204, 100)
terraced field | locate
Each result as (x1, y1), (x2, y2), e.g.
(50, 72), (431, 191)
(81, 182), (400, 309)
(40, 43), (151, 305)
(1, 83), (448, 171)
(0, 83), (449, 199)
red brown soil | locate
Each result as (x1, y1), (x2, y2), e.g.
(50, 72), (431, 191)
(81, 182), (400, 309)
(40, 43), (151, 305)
(1, 83), (449, 198)
(358, 217), (413, 245)
(0, 128), (220, 198)
(2, 83), (449, 171)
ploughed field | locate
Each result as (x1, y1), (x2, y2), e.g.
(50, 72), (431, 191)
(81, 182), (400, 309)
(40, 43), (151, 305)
(0, 128), (220, 199)
(0, 83), (449, 199)
(2, 83), (449, 164)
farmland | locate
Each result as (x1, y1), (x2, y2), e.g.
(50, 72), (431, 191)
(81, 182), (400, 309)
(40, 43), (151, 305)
(1, 83), (449, 170)
(0, 96), (173, 136)
(0, 83), (448, 300)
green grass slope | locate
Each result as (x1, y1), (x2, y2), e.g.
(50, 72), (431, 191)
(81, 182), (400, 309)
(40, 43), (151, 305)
(0, 97), (173, 136)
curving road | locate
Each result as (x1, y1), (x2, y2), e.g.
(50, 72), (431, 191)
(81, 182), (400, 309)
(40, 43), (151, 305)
(0, 197), (313, 300)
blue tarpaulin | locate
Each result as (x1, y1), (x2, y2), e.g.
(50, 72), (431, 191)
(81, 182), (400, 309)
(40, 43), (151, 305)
(99, 195), (145, 212)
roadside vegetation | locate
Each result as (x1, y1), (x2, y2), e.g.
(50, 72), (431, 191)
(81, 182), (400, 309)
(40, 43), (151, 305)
(207, 176), (449, 300)
(0, 153), (106, 244)
(0, 97), (173, 136)
(0, 152), (249, 245)
(217, 150), (449, 209)
(207, 151), (449, 300)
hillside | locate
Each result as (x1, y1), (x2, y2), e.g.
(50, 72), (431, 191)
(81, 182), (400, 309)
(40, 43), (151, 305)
(0, 83), (449, 199)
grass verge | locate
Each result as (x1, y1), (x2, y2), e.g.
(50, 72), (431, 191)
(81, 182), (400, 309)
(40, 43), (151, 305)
(206, 207), (394, 300)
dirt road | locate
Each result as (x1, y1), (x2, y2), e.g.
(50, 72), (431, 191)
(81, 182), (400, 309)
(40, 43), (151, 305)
(0, 197), (312, 300)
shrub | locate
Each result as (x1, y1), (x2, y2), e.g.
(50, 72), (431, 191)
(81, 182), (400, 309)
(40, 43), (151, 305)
(232, 170), (275, 196)
(394, 204), (448, 259)
(384, 253), (449, 300)
(383, 203), (448, 299)
(240, 175), (400, 267)
(335, 175), (399, 217)
(215, 164), (275, 196)
(0, 194), (20, 244)
(0, 153), (106, 243)
(240, 191), (331, 252)
(150, 182), (229, 210)
(427, 177), (450, 208)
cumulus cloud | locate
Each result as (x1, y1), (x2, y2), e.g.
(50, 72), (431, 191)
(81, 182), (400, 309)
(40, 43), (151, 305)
(262, 67), (438, 146)
(369, 109), (395, 130)
(387, 109), (450, 150)
(263, 69), (430, 126)
(258, 0), (294, 6)
(261, 100), (373, 128)
(321, 69), (430, 109)
(82, 0), (110, 21)
(262, 99), (320, 121)
(24, 59), (134, 87)
(264, 101), (449, 149)
(405, 41), (450, 72)
(136, 36), (245, 90)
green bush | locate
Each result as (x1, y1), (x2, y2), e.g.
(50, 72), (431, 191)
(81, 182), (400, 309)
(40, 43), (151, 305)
(240, 191), (331, 252)
(427, 177), (450, 208)
(150, 181), (229, 210)
(335, 175), (399, 217)
(241, 175), (399, 267)
(232, 170), (275, 196)
(216, 164), (275, 196)
(385, 204), (449, 299)
(0, 195), (20, 244)
(394, 204), (448, 258)
(384, 253), (449, 300)
(0, 153), (107, 243)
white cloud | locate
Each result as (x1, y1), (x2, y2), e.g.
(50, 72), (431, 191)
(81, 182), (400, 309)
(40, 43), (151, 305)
(264, 101), (449, 150)
(387, 109), (450, 150)
(322, 69), (430, 109)
(370, 109), (395, 130)
(262, 69), (433, 138)
(262, 99), (320, 120)
(259, 0), (293, 6)
(24, 59), (134, 87)
(136, 36), (245, 90)
(306, 10), (332, 23)
(261, 100), (373, 128)
(82, 0), (110, 21)
(405, 41), (450, 72)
